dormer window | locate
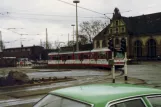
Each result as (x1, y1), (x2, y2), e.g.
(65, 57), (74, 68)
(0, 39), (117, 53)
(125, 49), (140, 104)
(116, 20), (119, 26)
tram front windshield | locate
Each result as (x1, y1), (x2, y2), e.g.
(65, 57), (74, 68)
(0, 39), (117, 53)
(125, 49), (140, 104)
(115, 51), (124, 58)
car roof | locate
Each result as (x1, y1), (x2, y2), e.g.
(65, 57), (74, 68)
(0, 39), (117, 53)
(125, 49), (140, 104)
(50, 83), (161, 106)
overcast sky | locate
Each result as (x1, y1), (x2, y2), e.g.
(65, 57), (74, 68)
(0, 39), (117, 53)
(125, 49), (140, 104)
(0, 0), (161, 48)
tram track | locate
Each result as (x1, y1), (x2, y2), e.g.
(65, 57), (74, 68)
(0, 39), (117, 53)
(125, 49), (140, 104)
(0, 70), (123, 95)
(0, 70), (124, 107)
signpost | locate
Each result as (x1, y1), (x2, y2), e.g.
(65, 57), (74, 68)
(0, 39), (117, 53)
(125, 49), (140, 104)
(108, 38), (115, 83)
(108, 37), (128, 83)
(121, 38), (128, 81)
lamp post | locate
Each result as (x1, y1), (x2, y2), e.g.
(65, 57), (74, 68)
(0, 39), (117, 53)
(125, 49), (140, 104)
(71, 24), (75, 52)
(73, 0), (80, 51)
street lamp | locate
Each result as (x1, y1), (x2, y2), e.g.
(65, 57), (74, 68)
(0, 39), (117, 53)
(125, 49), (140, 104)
(73, 0), (80, 51)
(71, 24), (75, 52)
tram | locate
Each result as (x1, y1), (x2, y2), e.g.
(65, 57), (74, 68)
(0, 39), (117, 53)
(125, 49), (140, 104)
(48, 48), (125, 68)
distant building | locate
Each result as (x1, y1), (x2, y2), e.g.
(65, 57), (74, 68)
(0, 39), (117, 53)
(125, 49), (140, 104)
(0, 43), (93, 61)
(60, 43), (93, 52)
(0, 45), (44, 60)
(93, 8), (161, 60)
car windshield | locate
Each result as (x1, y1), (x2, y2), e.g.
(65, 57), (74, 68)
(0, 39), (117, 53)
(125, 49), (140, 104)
(34, 94), (91, 107)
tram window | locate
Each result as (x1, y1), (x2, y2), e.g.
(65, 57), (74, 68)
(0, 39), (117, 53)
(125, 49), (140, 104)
(90, 54), (93, 59)
(94, 53), (98, 59)
(74, 54), (79, 59)
(67, 55), (72, 60)
(57, 56), (61, 60)
(62, 55), (67, 61)
(84, 54), (89, 59)
(106, 52), (109, 59)
(79, 54), (84, 60)
(98, 52), (106, 59)
(53, 56), (56, 60)
(115, 51), (124, 58)
(53, 55), (60, 60)
(48, 56), (52, 60)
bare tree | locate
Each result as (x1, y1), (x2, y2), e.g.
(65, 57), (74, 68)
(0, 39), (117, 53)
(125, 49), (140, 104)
(67, 35), (88, 46)
(78, 35), (88, 45)
(53, 41), (66, 49)
(41, 41), (53, 49)
(68, 40), (75, 47)
(79, 20), (106, 43)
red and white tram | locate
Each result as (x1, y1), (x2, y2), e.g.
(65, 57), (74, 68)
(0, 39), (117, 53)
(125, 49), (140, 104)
(48, 48), (125, 68)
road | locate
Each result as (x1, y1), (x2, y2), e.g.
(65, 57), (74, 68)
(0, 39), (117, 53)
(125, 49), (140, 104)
(0, 69), (123, 107)
(0, 62), (161, 106)
(128, 62), (161, 88)
(27, 69), (110, 79)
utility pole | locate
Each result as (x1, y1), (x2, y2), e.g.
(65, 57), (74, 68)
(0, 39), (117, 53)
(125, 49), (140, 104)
(73, 0), (80, 52)
(40, 39), (42, 46)
(68, 33), (69, 46)
(71, 24), (75, 52)
(46, 28), (48, 49)
(0, 31), (2, 52)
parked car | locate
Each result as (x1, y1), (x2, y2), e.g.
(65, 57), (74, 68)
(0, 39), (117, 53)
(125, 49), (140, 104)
(34, 83), (161, 107)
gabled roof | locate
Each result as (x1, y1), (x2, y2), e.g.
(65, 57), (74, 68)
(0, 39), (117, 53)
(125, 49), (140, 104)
(94, 10), (161, 40)
(93, 25), (110, 40)
(122, 12), (161, 35)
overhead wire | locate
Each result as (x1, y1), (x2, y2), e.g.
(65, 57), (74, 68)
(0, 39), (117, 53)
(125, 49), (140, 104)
(7, 12), (105, 19)
(0, 15), (96, 22)
(0, 0), (112, 20)
(0, 12), (106, 19)
(57, 0), (111, 19)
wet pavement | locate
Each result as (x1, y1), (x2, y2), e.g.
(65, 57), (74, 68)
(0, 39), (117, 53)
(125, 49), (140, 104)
(0, 62), (161, 106)
(128, 62), (161, 88)
(0, 70), (121, 107)
(27, 69), (110, 79)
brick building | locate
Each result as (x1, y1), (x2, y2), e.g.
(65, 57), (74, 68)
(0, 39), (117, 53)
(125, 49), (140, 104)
(93, 8), (161, 60)
(0, 45), (44, 60)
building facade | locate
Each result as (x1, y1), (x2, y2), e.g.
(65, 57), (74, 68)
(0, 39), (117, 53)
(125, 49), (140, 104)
(93, 8), (161, 60)
(0, 45), (44, 60)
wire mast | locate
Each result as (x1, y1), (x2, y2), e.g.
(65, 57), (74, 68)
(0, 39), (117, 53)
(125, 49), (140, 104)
(0, 31), (2, 52)
(46, 28), (49, 49)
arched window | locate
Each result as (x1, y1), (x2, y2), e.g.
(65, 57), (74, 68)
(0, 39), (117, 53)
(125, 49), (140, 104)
(102, 40), (107, 48)
(147, 39), (156, 58)
(115, 38), (119, 45)
(122, 27), (125, 32)
(134, 40), (142, 58)
(96, 41), (100, 48)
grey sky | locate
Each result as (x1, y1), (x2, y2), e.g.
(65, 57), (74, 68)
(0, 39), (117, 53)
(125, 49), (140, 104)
(0, 0), (161, 48)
